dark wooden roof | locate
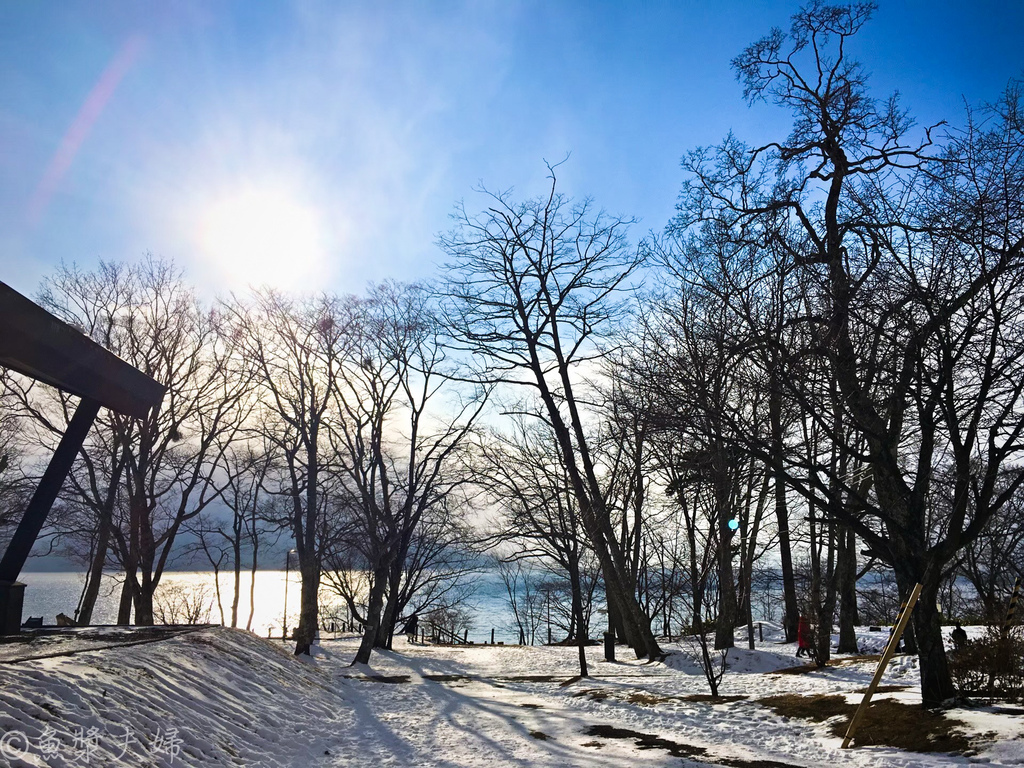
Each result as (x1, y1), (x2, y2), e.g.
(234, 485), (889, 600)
(0, 281), (165, 418)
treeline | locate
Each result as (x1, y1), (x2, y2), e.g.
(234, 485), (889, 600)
(1, 265), (485, 661)
(1, 3), (1022, 706)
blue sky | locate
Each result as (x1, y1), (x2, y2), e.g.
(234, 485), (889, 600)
(2, 1), (1022, 299)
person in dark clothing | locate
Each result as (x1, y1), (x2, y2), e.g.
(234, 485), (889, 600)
(404, 614), (419, 643)
(950, 622), (968, 650)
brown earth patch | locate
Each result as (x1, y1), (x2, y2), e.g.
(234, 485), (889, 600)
(758, 694), (975, 753)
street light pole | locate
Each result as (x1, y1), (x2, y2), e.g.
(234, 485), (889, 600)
(282, 549), (296, 640)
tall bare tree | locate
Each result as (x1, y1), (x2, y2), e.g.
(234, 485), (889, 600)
(326, 282), (485, 665)
(440, 169), (662, 659)
(228, 290), (347, 655)
(475, 417), (596, 676)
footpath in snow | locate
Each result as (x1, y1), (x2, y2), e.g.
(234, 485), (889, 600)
(0, 624), (1021, 767)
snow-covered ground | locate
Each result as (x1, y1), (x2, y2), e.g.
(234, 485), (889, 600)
(0, 624), (1021, 767)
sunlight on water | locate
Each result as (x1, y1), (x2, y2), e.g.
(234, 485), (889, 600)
(18, 570), (518, 643)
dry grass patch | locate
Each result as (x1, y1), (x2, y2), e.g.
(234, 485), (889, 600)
(774, 663), (819, 675)
(758, 694), (974, 753)
(505, 674), (562, 683)
(423, 674), (473, 682)
(365, 674), (411, 684)
(575, 689), (747, 707)
(681, 694), (748, 704)
(829, 654), (884, 665)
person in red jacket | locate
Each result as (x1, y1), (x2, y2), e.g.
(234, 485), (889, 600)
(796, 615), (812, 658)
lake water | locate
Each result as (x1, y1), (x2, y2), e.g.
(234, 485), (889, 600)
(18, 569), (520, 644)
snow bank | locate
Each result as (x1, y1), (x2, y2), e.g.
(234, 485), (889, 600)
(0, 628), (347, 766)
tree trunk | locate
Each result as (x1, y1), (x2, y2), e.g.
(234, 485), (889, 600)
(77, 514), (110, 626)
(134, 576), (155, 625)
(377, 586), (398, 650)
(246, 541), (258, 632)
(837, 524), (859, 653)
(117, 574), (134, 625)
(212, 562), (225, 626)
(892, 570), (920, 655)
(715, 504), (737, 649)
(569, 560), (589, 677)
(376, 544), (408, 650)
(293, 557), (321, 656)
(354, 566), (389, 665)
(231, 522), (242, 628)
(770, 377), (800, 643)
(590, 511), (660, 658)
(912, 579), (956, 707)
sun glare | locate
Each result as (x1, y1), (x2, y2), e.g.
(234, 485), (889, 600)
(198, 187), (325, 290)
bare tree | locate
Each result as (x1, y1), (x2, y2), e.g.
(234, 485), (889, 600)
(326, 282), (485, 665)
(189, 443), (280, 629)
(497, 559), (545, 646)
(475, 416), (596, 675)
(13, 258), (248, 625)
(672, 2), (1024, 704)
(0, 371), (33, 550)
(440, 169), (662, 659)
(227, 290), (346, 655)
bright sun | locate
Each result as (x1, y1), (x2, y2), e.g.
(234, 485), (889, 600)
(198, 187), (324, 290)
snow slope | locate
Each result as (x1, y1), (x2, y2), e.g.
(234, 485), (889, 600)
(0, 624), (1021, 767)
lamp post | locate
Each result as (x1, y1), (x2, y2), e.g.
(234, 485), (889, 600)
(282, 549), (296, 640)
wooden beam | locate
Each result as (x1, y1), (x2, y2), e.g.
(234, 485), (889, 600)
(0, 281), (164, 418)
(0, 397), (102, 583)
(841, 582), (923, 749)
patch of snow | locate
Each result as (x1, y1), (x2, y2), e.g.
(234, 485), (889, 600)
(0, 625), (1021, 767)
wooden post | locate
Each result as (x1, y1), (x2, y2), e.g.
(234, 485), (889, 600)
(758, 622), (763, 642)
(841, 583), (922, 749)
(0, 398), (101, 584)
(491, 628), (495, 645)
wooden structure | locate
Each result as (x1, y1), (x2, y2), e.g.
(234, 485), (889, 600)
(0, 281), (165, 633)
(841, 583), (923, 748)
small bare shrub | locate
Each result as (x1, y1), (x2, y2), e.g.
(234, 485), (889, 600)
(154, 583), (213, 625)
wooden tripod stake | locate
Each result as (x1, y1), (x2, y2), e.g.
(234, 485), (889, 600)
(841, 582), (923, 749)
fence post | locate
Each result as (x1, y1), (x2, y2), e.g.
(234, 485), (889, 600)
(604, 631), (616, 662)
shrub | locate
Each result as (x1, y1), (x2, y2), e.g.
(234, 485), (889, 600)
(948, 625), (1024, 702)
